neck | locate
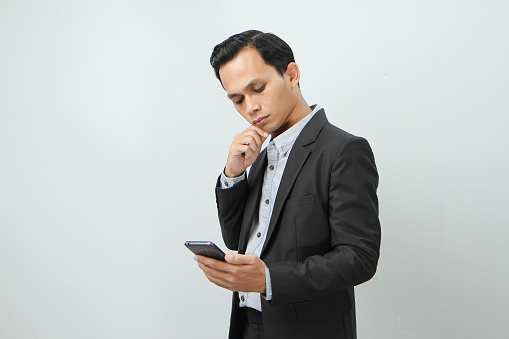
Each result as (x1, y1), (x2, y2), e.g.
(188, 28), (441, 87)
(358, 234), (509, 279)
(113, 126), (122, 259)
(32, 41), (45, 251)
(272, 96), (311, 137)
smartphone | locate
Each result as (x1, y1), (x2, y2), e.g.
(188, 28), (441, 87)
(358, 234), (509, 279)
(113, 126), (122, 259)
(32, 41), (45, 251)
(185, 241), (226, 261)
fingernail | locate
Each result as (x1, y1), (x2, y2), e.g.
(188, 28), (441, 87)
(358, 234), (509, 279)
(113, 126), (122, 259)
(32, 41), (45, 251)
(194, 255), (198, 261)
(225, 254), (233, 261)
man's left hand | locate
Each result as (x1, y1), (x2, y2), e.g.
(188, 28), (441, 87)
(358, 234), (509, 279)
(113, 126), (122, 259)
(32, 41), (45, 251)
(195, 253), (266, 293)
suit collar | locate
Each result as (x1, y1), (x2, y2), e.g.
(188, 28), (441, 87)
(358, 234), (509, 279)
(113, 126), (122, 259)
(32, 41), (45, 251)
(295, 108), (327, 146)
(270, 104), (321, 156)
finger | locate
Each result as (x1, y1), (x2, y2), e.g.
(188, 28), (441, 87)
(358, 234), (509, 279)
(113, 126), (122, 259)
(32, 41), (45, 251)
(235, 136), (265, 157)
(198, 263), (233, 288)
(197, 261), (228, 279)
(247, 125), (270, 139)
(235, 134), (262, 151)
(195, 254), (230, 272)
(244, 129), (269, 148)
(243, 147), (254, 160)
(241, 130), (263, 148)
(242, 141), (259, 158)
(231, 144), (254, 159)
(233, 139), (257, 154)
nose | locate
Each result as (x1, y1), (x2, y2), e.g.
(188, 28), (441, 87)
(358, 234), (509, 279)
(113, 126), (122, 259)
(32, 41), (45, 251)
(245, 96), (260, 115)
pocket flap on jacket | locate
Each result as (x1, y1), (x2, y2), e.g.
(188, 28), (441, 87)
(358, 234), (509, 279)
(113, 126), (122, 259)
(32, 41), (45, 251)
(285, 194), (316, 209)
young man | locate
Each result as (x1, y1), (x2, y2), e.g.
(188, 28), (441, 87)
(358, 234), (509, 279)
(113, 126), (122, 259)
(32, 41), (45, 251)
(194, 30), (381, 339)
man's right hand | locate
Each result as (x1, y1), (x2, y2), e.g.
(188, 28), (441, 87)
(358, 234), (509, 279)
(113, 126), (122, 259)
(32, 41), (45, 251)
(224, 125), (269, 178)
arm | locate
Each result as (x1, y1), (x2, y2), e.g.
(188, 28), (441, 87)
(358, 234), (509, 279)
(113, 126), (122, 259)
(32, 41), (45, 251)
(267, 137), (381, 305)
(215, 125), (269, 250)
(196, 126), (271, 292)
(215, 175), (249, 250)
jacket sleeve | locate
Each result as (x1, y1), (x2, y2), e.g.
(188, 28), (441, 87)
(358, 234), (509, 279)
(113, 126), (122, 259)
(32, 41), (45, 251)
(215, 175), (249, 251)
(266, 137), (381, 305)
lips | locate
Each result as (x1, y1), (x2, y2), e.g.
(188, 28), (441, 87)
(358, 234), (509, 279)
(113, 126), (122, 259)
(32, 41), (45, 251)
(253, 115), (269, 126)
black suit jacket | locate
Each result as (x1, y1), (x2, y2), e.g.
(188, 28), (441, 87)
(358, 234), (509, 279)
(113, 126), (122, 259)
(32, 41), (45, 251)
(215, 109), (381, 339)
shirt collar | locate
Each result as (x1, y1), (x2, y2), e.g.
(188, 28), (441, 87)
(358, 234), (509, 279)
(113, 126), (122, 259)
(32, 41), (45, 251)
(269, 104), (321, 156)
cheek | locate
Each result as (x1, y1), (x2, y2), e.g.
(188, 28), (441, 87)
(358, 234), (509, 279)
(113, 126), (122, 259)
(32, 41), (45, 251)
(271, 90), (291, 112)
(275, 84), (292, 103)
(236, 109), (251, 122)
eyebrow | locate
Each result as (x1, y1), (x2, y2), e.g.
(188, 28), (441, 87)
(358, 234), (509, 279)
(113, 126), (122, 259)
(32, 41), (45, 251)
(227, 78), (264, 99)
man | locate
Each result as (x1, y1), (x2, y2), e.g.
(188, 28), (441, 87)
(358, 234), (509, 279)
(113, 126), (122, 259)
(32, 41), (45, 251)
(194, 30), (381, 339)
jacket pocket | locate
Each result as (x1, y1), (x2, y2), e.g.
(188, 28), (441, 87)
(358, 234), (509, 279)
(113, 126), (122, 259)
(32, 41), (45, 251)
(285, 194), (316, 209)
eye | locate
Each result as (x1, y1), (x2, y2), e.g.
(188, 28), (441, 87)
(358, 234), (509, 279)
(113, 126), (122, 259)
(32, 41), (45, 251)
(254, 84), (265, 93)
(234, 97), (244, 105)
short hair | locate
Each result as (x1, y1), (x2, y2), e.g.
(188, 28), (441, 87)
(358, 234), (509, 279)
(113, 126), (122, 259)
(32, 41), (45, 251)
(210, 30), (295, 83)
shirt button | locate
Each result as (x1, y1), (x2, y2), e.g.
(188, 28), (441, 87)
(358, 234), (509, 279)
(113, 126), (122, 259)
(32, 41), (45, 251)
(241, 296), (245, 302)
(257, 232), (262, 238)
(224, 182), (229, 187)
(265, 199), (270, 205)
(269, 165), (274, 170)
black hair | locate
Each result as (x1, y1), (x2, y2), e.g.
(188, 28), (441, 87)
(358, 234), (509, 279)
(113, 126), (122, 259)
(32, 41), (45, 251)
(210, 30), (295, 83)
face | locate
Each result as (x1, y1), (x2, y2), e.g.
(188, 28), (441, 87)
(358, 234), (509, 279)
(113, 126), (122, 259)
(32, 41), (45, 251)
(219, 47), (301, 137)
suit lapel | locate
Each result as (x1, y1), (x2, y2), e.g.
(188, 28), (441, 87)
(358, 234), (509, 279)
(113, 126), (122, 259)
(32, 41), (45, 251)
(260, 143), (310, 255)
(261, 109), (328, 256)
(238, 149), (268, 253)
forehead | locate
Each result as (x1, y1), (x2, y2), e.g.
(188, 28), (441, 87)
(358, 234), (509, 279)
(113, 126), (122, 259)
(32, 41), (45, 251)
(219, 47), (279, 93)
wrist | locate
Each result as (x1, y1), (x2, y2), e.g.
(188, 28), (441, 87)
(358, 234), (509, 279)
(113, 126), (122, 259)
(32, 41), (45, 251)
(224, 167), (244, 178)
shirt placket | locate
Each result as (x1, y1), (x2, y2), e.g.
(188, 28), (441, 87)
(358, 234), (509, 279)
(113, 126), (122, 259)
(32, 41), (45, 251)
(240, 142), (279, 306)
(256, 143), (278, 254)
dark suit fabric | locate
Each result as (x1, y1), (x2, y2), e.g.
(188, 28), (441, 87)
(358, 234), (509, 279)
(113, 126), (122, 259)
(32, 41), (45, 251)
(215, 109), (381, 339)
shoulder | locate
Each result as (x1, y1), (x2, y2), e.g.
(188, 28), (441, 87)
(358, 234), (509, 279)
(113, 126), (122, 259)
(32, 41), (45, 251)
(321, 122), (359, 142)
(317, 121), (371, 154)
(301, 108), (369, 148)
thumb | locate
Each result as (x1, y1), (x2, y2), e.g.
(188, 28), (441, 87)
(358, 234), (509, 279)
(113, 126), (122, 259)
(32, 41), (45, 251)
(225, 253), (254, 265)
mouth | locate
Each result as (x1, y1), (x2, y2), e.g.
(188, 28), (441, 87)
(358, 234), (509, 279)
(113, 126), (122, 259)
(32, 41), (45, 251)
(253, 115), (269, 127)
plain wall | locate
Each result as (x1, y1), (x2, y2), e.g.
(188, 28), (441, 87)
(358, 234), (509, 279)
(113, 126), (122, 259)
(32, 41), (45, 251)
(1, 1), (508, 338)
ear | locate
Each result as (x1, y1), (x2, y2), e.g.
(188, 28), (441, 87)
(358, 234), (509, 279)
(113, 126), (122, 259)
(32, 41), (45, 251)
(285, 62), (300, 88)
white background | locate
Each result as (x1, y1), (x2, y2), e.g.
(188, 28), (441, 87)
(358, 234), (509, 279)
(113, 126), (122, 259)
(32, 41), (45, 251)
(1, 1), (508, 338)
